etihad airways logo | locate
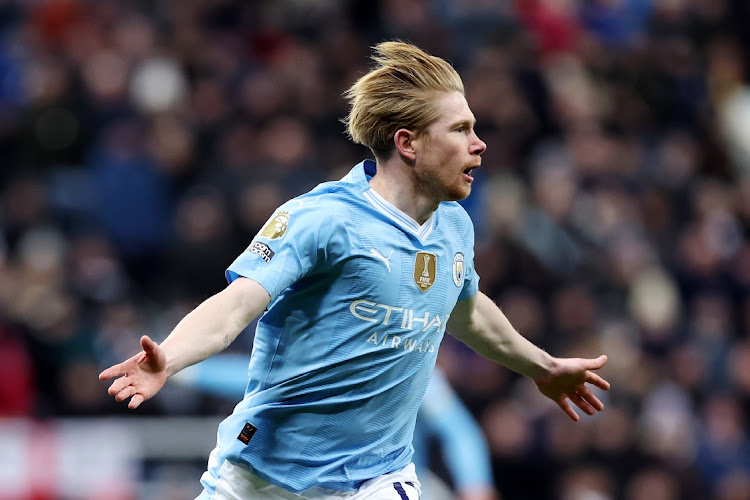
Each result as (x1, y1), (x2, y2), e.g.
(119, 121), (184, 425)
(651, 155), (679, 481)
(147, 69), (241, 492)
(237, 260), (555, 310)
(366, 332), (436, 353)
(349, 299), (448, 333)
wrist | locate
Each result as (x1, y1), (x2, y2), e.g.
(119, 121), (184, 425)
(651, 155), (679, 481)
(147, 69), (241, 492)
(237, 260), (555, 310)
(163, 344), (181, 378)
(527, 350), (556, 381)
(165, 355), (182, 378)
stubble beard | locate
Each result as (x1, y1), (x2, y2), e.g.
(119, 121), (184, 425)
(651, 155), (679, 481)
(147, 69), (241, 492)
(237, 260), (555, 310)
(412, 163), (472, 203)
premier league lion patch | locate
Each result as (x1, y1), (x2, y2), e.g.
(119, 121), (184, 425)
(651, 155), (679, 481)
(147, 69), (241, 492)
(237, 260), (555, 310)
(259, 211), (290, 240)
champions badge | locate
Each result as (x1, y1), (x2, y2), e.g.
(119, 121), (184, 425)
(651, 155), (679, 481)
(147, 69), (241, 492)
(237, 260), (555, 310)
(414, 252), (437, 292)
(452, 253), (464, 287)
(259, 211), (290, 240)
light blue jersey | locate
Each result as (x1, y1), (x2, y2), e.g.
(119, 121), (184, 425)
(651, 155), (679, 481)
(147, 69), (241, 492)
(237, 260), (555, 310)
(202, 160), (479, 494)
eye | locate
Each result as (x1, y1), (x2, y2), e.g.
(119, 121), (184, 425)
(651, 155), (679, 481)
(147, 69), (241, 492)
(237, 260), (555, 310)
(455, 125), (466, 133)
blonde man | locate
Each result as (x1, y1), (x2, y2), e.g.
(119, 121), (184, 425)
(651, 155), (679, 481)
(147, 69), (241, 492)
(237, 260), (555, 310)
(100, 42), (609, 500)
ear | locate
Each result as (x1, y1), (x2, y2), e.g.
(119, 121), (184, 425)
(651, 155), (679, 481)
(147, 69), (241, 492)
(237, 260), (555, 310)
(393, 128), (417, 161)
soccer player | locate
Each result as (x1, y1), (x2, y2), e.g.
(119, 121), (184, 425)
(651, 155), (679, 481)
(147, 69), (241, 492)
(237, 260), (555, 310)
(99, 41), (610, 499)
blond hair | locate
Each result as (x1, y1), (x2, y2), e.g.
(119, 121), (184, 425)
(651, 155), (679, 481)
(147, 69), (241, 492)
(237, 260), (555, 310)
(344, 41), (464, 158)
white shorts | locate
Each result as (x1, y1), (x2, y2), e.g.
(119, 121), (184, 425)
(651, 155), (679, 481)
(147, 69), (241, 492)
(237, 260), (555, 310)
(197, 460), (421, 500)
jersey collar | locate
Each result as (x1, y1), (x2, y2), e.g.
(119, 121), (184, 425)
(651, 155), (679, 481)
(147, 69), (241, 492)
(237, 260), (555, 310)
(350, 160), (436, 243)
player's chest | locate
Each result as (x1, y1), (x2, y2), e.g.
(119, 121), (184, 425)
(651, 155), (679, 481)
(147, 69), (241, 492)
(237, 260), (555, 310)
(341, 230), (468, 310)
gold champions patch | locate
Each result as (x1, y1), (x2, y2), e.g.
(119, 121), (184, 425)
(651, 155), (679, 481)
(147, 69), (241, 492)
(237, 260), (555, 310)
(414, 252), (436, 292)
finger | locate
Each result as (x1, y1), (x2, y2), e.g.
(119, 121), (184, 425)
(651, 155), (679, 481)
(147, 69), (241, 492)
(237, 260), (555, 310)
(578, 386), (604, 411)
(585, 371), (611, 391)
(107, 376), (132, 396)
(99, 363), (127, 381)
(570, 392), (596, 415)
(115, 386), (138, 402)
(583, 355), (608, 370)
(128, 393), (145, 409)
(557, 398), (579, 422)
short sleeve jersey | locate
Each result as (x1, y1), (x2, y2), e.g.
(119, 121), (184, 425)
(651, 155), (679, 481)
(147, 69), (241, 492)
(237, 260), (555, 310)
(206, 160), (479, 494)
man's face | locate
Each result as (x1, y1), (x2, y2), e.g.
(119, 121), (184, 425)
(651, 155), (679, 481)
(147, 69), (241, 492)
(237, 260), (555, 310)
(411, 92), (486, 202)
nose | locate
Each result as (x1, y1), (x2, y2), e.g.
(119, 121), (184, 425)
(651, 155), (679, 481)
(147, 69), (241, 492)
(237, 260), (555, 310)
(471, 133), (486, 156)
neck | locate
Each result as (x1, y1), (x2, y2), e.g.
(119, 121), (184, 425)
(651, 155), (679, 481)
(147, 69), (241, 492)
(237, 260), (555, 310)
(368, 157), (439, 225)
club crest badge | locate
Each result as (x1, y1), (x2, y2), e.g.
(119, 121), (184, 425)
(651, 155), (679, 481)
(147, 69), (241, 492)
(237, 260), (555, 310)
(414, 252), (437, 292)
(259, 211), (290, 240)
(452, 253), (464, 287)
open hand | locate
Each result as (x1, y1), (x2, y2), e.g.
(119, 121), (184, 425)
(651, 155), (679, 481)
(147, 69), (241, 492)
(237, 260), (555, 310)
(533, 355), (610, 421)
(99, 335), (167, 409)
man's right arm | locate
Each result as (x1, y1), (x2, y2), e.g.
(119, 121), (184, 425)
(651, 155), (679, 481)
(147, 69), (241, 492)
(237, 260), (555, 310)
(99, 277), (270, 409)
(162, 277), (270, 376)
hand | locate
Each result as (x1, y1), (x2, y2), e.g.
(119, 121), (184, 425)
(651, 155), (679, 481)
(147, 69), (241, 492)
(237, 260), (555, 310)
(533, 355), (610, 422)
(99, 335), (168, 409)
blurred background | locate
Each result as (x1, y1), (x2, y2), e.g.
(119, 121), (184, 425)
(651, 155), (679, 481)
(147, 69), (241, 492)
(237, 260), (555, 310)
(2, 0), (750, 499)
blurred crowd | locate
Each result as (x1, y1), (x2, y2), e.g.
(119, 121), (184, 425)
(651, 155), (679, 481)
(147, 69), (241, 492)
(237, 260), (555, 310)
(2, 0), (750, 499)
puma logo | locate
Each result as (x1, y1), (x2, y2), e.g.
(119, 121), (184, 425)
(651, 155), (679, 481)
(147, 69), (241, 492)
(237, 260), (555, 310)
(370, 248), (393, 273)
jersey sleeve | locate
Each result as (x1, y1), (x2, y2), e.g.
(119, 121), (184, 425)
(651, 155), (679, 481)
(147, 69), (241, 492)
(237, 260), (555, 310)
(226, 197), (344, 302)
(458, 213), (480, 302)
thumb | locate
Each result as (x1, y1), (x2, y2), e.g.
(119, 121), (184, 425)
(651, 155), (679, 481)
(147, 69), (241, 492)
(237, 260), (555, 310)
(140, 335), (158, 354)
(586, 354), (607, 369)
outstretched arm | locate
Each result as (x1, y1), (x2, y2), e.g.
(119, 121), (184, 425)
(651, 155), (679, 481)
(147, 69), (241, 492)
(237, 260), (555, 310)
(447, 291), (610, 421)
(99, 277), (270, 409)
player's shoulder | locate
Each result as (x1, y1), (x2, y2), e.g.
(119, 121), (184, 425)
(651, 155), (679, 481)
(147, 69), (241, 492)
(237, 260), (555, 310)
(440, 200), (471, 216)
(291, 183), (353, 214)
(435, 201), (476, 247)
(439, 201), (474, 229)
(272, 184), (356, 236)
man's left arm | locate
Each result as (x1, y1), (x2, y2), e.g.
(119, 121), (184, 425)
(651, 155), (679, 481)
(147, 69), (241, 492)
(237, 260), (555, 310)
(446, 292), (610, 421)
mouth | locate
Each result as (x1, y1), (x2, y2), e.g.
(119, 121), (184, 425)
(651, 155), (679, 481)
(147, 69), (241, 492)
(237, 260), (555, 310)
(462, 164), (479, 182)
